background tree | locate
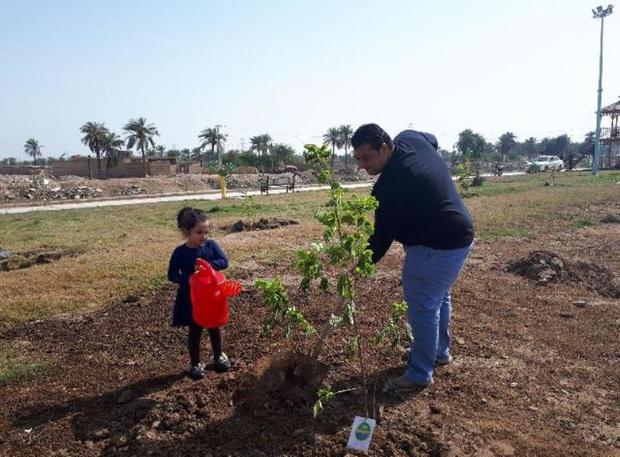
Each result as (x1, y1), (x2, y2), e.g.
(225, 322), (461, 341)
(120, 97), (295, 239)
(272, 143), (296, 169)
(250, 134), (272, 164)
(80, 122), (109, 176)
(456, 129), (486, 174)
(102, 131), (125, 176)
(24, 138), (42, 165)
(339, 124), (353, 167)
(496, 132), (517, 163)
(539, 135), (570, 158)
(199, 125), (228, 167)
(191, 147), (205, 166)
(124, 117), (159, 177)
(152, 145), (166, 158)
(323, 127), (342, 168)
(521, 137), (538, 160)
(571, 131), (596, 169)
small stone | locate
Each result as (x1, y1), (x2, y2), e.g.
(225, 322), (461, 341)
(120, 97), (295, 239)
(455, 337), (465, 345)
(528, 406), (539, 412)
(559, 312), (575, 319)
(481, 397), (488, 404)
(111, 435), (128, 446)
(84, 441), (95, 449)
(429, 403), (442, 414)
(93, 428), (110, 440)
(151, 421), (161, 429)
(292, 428), (306, 438)
(509, 382), (519, 388)
(196, 407), (210, 418)
(573, 300), (587, 308)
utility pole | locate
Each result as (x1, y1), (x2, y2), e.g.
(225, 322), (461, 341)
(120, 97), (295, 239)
(592, 4), (614, 175)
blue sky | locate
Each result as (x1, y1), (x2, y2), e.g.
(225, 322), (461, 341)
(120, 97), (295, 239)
(1, 0), (619, 159)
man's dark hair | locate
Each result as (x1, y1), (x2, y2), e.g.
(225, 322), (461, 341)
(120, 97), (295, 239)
(351, 123), (393, 151)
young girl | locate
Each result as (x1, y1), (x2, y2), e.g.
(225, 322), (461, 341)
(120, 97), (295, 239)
(167, 206), (231, 379)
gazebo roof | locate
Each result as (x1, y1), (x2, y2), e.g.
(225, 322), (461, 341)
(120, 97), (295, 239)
(602, 98), (620, 115)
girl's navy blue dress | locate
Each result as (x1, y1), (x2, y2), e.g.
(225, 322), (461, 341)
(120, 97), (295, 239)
(167, 240), (229, 327)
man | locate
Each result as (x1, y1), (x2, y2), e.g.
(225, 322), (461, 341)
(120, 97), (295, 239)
(352, 123), (474, 394)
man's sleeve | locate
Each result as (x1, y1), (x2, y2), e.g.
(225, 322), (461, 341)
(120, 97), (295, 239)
(368, 200), (395, 264)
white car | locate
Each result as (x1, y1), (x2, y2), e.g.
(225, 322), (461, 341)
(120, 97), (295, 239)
(526, 155), (564, 172)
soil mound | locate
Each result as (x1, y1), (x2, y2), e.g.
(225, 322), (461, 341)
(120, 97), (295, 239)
(0, 248), (79, 272)
(233, 351), (329, 415)
(227, 218), (299, 232)
(601, 213), (620, 223)
(508, 250), (620, 298)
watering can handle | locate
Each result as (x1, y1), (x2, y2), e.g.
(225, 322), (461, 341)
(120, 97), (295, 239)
(195, 258), (218, 281)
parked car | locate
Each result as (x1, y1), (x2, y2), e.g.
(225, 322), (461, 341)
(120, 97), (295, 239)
(525, 155), (564, 172)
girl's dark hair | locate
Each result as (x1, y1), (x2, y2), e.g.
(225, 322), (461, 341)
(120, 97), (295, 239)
(351, 123), (393, 151)
(177, 206), (208, 231)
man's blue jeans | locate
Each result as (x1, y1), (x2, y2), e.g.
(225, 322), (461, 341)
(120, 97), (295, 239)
(402, 243), (472, 385)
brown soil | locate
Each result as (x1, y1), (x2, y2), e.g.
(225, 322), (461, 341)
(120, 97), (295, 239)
(226, 218), (300, 232)
(507, 250), (620, 298)
(1, 215), (619, 456)
(233, 351), (330, 415)
(0, 248), (80, 272)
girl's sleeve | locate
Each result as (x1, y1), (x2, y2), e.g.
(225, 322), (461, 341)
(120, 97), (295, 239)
(205, 241), (229, 271)
(167, 248), (183, 284)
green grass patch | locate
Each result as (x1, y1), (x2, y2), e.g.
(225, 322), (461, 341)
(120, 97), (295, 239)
(478, 226), (530, 241)
(0, 344), (48, 387)
(573, 217), (597, 229)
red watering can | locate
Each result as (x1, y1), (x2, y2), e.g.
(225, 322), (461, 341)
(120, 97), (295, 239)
(190, 258), (243, 328)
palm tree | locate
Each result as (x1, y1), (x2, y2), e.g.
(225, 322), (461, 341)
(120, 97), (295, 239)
(124, 117), (159, 177)
(102, 132), (125, 176)
(80, 122), (109, 177)
(24, 138), (42, 165)
(323, 127), (342, 168)
(339, 125), (353, 167)
(199, 125), (228, 168)
(150, 145), (166, 158)
(250, 134), (272, 158)
(191, 147), (204, 166)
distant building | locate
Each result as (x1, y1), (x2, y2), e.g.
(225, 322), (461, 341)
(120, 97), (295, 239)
(601, 97), (620, 169)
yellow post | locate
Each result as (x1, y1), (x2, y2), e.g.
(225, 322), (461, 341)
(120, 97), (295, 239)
(220, 175), (227, 199)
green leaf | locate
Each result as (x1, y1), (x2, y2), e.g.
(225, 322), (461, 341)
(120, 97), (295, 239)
(337, 274), (353, 299)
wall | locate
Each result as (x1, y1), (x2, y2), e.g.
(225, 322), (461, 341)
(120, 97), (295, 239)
(0, 166), (45, 175)
(51, 158), (174, 178)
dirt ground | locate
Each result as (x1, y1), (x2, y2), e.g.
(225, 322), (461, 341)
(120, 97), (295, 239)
(0, 204), (619, 456)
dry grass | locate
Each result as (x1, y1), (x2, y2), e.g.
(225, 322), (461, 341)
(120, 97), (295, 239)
(0, 171), (618, 328)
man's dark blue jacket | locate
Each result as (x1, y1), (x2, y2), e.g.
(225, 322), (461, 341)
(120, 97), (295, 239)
(368, 130), (474, 263)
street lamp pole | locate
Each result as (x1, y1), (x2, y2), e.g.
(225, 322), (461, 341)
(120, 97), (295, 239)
(592, 5), (614, 175)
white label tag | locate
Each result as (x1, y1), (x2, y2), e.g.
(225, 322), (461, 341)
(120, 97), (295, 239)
(346, 416), (376, 454)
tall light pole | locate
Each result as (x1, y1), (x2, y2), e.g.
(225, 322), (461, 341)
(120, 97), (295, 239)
(592, 4), (614, 175)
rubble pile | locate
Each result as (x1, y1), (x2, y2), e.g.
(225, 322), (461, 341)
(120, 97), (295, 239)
(0, 175), (102, 202)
